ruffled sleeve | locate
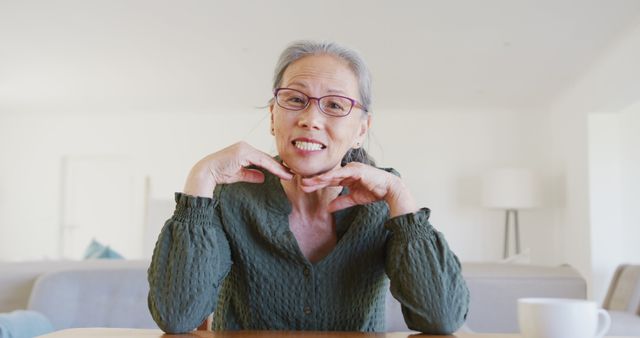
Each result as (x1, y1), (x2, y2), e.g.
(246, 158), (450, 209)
(147, 192), (232, 333)
(384, 208), (469, 334)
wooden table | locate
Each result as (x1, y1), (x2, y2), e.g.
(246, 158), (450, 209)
(36, 328), (640, 338)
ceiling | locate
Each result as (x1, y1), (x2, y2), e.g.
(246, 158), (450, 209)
(1, 0), (640, 114)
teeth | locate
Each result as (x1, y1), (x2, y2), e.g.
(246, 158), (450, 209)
(294, 141), (324, 151)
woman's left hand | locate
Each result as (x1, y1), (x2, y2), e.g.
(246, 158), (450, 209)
(300, 162), (418, 218)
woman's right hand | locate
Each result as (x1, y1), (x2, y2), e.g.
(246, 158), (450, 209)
(183, 142), (293, 198)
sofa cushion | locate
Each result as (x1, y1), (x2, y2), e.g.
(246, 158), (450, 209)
(27, 268), (157, 330)
(0, 260), (149, 313)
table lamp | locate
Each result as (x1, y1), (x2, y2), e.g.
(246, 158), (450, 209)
(482, 168), (539, 259)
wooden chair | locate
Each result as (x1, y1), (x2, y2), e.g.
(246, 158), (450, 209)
(602, 264), (640, 314)
(601, 264), (640, 336)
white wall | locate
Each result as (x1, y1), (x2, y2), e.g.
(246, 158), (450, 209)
(0, 108), (558, 263)
(619, 103), (640, 264)
(0, 0), (567, 264)
(588, 102), (640, 302)
(588, 113), (623, 303)
(0, 112), (273, 259)
(550, 18), (640, 300)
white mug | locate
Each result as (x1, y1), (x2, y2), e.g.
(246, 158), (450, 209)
(518, 298), (611, 338)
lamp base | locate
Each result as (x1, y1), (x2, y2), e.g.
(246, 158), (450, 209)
(503, 209), (521, 259)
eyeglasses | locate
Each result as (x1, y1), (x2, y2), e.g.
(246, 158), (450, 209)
(273, 88), (367, 117)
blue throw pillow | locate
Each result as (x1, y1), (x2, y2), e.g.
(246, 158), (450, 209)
(0, 310), (54, 338)
(83, 239), (124, 259)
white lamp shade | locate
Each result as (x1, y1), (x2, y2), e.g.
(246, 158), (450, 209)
(482, 168), (539, 209)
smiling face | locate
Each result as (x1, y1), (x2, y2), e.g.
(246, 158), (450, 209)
(270, 54), (370, 177)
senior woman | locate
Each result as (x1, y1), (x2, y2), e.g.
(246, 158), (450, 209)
(147, 40), (469, 334)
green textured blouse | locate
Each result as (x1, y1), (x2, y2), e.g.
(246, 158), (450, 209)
(147, 167), (469, 334)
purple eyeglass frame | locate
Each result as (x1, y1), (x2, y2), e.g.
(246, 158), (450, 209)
(273, 87), (368, 117)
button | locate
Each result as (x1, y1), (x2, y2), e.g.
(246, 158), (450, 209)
(303, 306), (312, 315)
(303, 267), (310, 277)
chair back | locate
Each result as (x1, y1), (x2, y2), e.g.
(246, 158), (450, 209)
(603, 264), (640, 314)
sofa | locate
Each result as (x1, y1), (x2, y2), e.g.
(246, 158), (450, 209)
(0, 260), (587, 334)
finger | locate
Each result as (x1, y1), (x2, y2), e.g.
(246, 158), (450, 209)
(299, 182), (330, 193)
(247, 151), (293, 180)
(300, 177), (343, 190)
(300, 175), (353, 192)
(327, 195), (359, 213)
(235, 168), (265, 184)
(302, 166), (355, 185)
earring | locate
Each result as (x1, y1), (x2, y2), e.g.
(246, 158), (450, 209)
(271, 128), (275, 135)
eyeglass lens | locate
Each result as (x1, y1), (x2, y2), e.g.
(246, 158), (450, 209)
(276, 89), (353, 116)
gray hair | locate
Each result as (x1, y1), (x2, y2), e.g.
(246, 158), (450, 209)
(272, 40), (372, 111)
(272, 40), (375, 166)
